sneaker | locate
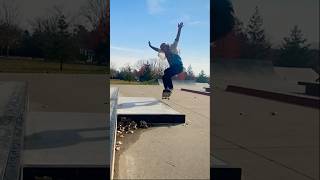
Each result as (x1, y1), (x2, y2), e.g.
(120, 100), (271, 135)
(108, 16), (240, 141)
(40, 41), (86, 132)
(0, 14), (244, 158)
(164, 89), (171, 93)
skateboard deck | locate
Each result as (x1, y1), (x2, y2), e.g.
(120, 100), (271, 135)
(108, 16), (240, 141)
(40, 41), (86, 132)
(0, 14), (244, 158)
(162, 91), (171, 100)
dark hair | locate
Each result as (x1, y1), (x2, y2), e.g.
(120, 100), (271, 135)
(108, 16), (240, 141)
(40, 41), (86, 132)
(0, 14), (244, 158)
(211, 0), (235, 41)
(160, 43), (168, 50)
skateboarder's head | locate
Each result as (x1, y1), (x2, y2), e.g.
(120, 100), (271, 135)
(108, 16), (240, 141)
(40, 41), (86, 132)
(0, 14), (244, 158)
(160, 43), (170, 53)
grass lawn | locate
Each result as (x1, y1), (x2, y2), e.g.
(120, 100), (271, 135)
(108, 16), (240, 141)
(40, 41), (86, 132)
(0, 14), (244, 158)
(110, 79), (159, 85)
(0, 58), (108, 74)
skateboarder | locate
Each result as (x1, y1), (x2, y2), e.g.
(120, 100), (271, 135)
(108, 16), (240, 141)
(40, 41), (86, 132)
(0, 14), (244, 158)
(148, 22), (184, 97)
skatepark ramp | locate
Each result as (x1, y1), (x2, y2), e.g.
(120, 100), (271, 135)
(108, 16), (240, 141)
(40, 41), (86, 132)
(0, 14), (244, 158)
(212, 59), (313, 94)
(213, 59), (275, 80)
(274, 67), (319, 83)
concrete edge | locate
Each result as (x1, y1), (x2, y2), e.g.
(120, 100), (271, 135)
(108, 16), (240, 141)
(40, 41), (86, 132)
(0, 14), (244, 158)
(0, 82), (28, 180)
(211, 167), (242, 180)
(211, 156), (242, 180)
(226, 85), (320, 109)
(22, 164), (108, 168)
(117, 114), (185, 124)
(181, 88), (210, 96)
(110, 88), (119, 180)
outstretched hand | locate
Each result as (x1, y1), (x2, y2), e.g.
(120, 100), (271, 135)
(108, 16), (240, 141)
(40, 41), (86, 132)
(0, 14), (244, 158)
(178, 22), (183, 29)
(148, 41), (152, 47)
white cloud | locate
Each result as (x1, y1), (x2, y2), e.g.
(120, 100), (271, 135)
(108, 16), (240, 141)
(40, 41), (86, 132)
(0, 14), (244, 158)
(171, 14), (208, 27)
(146, 0), (166, 15)
(110, 55), (140, 70)
(111, 45), (144, 53)
(188, 21), (208, 26)
(110, 47), (157, 70)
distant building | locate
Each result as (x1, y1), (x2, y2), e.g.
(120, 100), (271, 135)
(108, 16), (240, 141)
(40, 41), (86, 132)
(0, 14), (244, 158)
(212, 31), (242, 59)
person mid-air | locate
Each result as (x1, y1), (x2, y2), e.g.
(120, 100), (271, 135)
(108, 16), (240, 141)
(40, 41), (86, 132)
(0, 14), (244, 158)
(148, 22), (184, 98)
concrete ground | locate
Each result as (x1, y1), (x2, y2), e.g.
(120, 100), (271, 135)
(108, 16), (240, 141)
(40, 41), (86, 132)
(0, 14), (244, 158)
(212, 88), (319, 180)
(1, 73), (318, 179)
(0, 73), (108, 113)
(112, 85), (210, 179)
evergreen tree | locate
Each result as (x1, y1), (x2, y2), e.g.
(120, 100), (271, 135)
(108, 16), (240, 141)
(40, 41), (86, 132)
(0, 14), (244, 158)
(277, 25), (312, 67)
(233, 17), (250, 58)
(246, 6), (271, 59)
(119, 65), (135, 81)
(186, 65), (195, 80)
(196, 70), (209, 83)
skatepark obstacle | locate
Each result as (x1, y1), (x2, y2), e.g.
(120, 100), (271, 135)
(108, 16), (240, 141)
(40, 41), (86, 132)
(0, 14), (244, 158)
(0, 82), (27, 180)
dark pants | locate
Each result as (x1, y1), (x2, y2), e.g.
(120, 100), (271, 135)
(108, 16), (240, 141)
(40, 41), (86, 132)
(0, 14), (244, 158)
(162, 65), (183, 90)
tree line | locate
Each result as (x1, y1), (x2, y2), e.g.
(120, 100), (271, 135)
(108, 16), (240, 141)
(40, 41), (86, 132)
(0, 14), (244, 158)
(214, 6), (319, 73)
(0, 0), (109, 70)
(110, 59), (209, 83)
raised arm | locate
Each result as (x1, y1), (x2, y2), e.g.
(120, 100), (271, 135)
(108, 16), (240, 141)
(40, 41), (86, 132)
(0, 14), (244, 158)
(172, 22), (183, 47)
(148, 41), (160, 52)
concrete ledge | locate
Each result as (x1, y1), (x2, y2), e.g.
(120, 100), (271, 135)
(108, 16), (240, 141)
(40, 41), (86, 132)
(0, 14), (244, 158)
(181, 88), (210, 96)
(22, 112), (109, 179)
(211, 156), (242, 180)
(118, 114), (185, 124)
(110, 87), (119, 180)
(298, 81), (320, 97)
(23, 167), (108, 180)
(0, 82), (28, 180)
(211, 167), (242, 180)
(117, 97), (185, 124)
(226, 85), (320, 109)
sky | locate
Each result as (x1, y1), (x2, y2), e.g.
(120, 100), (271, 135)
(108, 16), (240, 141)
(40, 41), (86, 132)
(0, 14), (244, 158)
(12, 0), (86, 29)
(110, 0), (210, 75)
(231, 0), (319, 48)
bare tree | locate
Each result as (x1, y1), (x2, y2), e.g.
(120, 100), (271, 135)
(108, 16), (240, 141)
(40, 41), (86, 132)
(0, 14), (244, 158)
(110, 62), (118, 79)
(0, 0), (19, 25)
(81, 0), (107, 30)
(135, 58), (168, 78)
(0, 0), (21, 56)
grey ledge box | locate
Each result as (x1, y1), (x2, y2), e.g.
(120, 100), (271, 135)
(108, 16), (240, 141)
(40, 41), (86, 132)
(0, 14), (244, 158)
(0, 82), (28, 180)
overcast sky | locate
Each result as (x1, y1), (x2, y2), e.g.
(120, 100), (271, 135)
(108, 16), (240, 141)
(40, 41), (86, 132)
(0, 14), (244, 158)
(13, 0), (87, 29)
(231, 0), (319, 48)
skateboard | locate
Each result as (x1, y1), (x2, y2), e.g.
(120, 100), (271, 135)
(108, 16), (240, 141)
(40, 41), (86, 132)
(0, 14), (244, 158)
(162, 90), (171, 100)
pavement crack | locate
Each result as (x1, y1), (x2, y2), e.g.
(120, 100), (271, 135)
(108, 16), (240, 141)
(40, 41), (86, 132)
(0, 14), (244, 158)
(166, 161), (176, 167)
(213, 134), (316, 180)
